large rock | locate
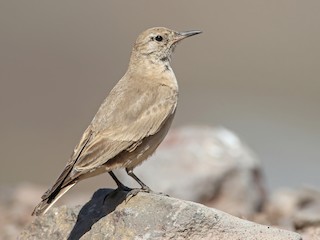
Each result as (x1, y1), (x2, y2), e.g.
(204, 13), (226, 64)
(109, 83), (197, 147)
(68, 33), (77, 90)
(20, 188), (301, 240)
(117, 126), (266, 217)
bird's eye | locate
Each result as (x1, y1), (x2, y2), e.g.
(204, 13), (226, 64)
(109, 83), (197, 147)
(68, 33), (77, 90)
(155, 35), (163, 42)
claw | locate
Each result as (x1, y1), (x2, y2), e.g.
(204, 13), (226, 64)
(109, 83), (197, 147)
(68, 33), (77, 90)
(125, 187), (152, 203)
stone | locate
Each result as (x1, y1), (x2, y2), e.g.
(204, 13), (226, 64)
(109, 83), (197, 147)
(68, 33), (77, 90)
(264, 187), (320, 230)
(20, 188), (302, 240)
(300, 226), (320, 240)
(0, 183), (45, 240)
(117, 126), (266, 217)
(0, 183), (89, 240)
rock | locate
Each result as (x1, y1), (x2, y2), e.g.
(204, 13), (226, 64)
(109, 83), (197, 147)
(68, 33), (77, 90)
(293, 188), (320, 230)
(20, 188), (302, 240)
(294, 203), (320, 230)
(300, 226), (320, 240)
(117, 126), (266, 217)
(0, 183), (45, 240)
(0, 183), (90, 240)
(264, 187), (320, 230)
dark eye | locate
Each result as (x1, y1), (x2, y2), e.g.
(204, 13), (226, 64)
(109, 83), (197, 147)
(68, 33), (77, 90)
(155, 35), (163, 42)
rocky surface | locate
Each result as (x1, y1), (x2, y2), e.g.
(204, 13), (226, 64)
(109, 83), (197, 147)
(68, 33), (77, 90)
(262, 187), (320, 239)
(0, 183), (89, 240)
(301, 227), (320, 240)
(2, 126), (319, 239)
(117, 126), (266, 218)
(20, 189), (302, 240)
(0, 183), (45, 240)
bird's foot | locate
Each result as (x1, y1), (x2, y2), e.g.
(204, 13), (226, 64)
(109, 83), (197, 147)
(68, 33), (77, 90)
(125, 187), (169, 202)
(125, 186), (152, 202)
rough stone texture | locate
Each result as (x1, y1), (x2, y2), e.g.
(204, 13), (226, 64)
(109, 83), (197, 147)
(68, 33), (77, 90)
(117, 126), (266, 217)
(20, 189), (302, 240)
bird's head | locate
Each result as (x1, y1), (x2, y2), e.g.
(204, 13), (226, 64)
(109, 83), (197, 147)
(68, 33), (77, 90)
(131, 27), (201, 65)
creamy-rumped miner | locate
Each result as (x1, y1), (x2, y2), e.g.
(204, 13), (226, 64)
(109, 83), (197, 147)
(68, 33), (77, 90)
(32, 27), (201, 216)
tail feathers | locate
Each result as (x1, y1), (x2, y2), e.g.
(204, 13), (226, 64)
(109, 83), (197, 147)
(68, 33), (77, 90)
(32, 183), (76, 216)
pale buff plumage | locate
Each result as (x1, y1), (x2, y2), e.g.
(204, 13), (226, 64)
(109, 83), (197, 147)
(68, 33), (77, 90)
(32, 27), (201, 216)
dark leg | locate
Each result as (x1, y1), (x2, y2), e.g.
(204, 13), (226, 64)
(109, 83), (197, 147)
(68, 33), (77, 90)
(126, 168), (151, 191)
(123, 168), (155, 201)
(108, 171), (132, 191)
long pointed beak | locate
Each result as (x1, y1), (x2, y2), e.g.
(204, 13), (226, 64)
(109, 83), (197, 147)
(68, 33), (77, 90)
(179, 30), (202, 38)
(174, 30), (202, 42)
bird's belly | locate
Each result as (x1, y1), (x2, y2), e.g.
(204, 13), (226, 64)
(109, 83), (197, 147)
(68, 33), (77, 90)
(108, 112), (175, 171)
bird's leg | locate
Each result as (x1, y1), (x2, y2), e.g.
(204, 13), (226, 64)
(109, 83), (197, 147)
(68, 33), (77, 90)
(126, 168), (151, 191)
(103, 171), (132, 204)
(108, 171), (132, 192)
(123, 168), (155, 201)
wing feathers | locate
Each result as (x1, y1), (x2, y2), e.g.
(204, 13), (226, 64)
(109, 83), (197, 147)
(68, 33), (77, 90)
(34, 82), (177, 215)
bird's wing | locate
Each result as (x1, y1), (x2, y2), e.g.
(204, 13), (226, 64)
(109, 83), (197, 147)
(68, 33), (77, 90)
(73, 83), (177, 172)
(42, 82), (176, 197)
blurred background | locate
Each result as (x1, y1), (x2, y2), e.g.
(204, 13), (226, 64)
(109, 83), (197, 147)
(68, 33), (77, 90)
(1, 0), (319, 195)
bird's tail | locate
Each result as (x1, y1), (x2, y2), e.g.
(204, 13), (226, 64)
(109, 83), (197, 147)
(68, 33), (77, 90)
(32, 183), (76, 216)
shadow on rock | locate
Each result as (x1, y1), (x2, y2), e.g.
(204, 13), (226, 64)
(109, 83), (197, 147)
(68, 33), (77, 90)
(68, 188), (127, 240)
(21, 188), (302, 240)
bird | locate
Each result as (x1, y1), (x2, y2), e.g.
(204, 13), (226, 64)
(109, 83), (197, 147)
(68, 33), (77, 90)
(32, 27), (201, 216)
